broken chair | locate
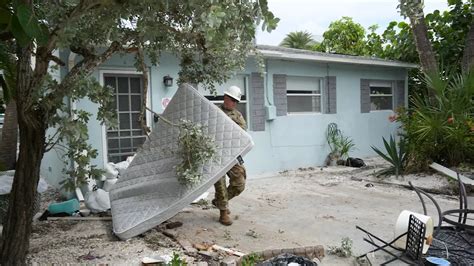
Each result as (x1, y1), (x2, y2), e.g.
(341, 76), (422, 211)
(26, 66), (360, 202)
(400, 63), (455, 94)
(410, 174), (474, 264)
(356, 214), (427, 265)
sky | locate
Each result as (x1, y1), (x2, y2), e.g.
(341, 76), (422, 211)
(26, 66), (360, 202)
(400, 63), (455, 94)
(256, 0), (450, 45)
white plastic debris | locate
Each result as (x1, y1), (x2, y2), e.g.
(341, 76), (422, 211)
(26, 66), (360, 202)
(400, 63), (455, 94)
(37, 177), (49, 193)
(84, 187), (111, 213)
(0, 175), (14, 195)
(114, 161), (130, 176)
(86, 178), (97, 193)
(103, 178), (118, 192)
(0, 172), (48, 195)
(142, 256), (165, 264)
(126, 155), (136, 163)
(104, 163), (119, 179)
(1, 170), (14, 176)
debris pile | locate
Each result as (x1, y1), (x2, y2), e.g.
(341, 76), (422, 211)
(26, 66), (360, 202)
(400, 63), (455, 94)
(36, 155), (135, 221)
(0, 170), (48, 223)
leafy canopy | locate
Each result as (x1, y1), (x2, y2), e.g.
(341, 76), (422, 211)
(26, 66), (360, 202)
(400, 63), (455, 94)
(0, 0), (279, 189)
(318, 17), (367, 55)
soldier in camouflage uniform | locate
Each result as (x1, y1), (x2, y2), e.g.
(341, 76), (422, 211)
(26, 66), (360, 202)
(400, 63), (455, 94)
(213, 86), (247, 226)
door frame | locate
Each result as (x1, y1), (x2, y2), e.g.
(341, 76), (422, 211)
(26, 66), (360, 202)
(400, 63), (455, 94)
(99, 68), (152, 165)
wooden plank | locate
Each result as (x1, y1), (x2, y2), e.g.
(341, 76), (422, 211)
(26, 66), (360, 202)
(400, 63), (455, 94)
(429, 162), (474, 186)
(176, 237), (197, 253)
(47, 216), (112, 221)
(212, 244), (246, 257)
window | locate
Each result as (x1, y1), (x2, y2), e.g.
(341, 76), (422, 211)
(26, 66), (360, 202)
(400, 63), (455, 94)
(198, 75), (248, 119)
(287, 76), (322, 113)
(104, 74), (147, 163)
(370, 81), (393, 111)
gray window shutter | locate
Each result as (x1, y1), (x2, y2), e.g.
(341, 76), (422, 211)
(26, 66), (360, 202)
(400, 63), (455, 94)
(250, 72), (265, 131)
(273, 74), (287, 116)
(360, 79), (370, 113)
(323, 76), (337, 114)
(394, 80), (405, 109)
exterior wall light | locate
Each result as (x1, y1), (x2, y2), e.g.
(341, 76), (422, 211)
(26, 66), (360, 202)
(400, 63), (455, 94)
(163, 75), (173, 87)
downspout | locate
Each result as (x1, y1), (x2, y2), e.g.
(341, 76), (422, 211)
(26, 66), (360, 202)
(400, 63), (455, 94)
(264, 59), (273, 106)
(326, 63), (330, 113)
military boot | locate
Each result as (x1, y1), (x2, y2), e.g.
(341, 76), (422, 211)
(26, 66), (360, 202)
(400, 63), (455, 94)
(219, 210), (233, 226)
(212, 199), (230, 214)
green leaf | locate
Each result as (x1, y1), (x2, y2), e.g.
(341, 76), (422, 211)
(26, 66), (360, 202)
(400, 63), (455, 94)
(372, 145), (394, 165)
(10, 15), (29, 46)
(36, 23), (49, 46)
(16, 4), (46, 42)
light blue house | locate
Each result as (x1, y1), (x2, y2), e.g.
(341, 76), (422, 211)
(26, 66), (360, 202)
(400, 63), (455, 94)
(41, 45), (416, 187)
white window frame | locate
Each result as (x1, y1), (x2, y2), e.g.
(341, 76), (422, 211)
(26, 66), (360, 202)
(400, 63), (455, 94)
(369, 81), (394, 111)
(286, 76), (323, 114)
(99, 69), (152, 165)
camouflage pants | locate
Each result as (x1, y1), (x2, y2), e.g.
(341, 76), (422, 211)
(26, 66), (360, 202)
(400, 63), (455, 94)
(213, 164), (246, 210)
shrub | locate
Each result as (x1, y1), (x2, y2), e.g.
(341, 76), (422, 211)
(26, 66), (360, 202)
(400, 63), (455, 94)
(396, 70), (474, 169)
(371, 135), (407, 178)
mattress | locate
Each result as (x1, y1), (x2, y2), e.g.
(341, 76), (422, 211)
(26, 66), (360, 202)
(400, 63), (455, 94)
(110, 83), (254, 239)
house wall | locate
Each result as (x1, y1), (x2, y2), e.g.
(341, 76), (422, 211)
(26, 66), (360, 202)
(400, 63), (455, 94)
(41, 51), (408, 187)
(40, 50), (71, 188)
(245, 60), (407, 176)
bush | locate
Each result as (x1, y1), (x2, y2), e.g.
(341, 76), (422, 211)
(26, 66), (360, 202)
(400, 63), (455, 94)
(395, 70), (474, 169)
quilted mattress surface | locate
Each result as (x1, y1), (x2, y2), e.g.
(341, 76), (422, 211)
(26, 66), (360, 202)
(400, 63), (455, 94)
(110, 83), (254, 239)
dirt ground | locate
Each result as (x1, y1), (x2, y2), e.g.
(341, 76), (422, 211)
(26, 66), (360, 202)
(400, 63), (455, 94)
(22, 158), (464, 265)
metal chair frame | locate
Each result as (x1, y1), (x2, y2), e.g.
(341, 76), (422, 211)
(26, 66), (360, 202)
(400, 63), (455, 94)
(356, 215), (426, 265)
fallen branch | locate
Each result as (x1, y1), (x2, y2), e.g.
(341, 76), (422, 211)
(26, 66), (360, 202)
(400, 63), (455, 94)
(145, 106), (179, 127)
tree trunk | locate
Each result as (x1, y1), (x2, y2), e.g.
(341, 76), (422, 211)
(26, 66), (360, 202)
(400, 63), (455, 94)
(0, 101), (18, 170)
(0, 118), (45, 265)
(409, 17), (439, 76)
(0, 44), (46, 265)
(462, 21), (474, 74)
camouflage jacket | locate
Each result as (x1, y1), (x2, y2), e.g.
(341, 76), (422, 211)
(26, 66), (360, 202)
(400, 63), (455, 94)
(220, 104), (247, 130)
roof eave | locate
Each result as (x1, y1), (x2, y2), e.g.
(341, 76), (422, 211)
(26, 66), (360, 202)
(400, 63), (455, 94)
(257, 49), (418, 69)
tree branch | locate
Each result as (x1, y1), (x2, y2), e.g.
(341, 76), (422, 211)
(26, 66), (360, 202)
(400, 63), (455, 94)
(32, 1), (109, 89)
(44, 131), (62, 152)
(137, 44), (151, 136)
(145, 106), (179, 127)
(53, 41), (123, 98)
(70, 45), (97, 60)
(47, 54), (66, 66)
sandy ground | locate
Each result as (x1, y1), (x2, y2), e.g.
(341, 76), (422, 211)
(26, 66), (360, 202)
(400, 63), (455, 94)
(22, 158), (464, 265)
